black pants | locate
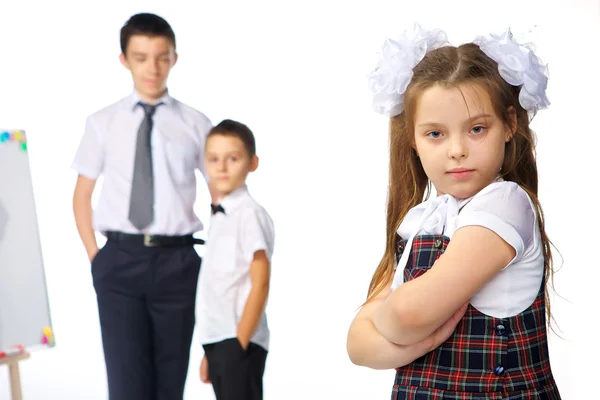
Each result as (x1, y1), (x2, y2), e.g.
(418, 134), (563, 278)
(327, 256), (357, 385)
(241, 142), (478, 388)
(91, 239), (201, 400)
(203, 338), (268, 400)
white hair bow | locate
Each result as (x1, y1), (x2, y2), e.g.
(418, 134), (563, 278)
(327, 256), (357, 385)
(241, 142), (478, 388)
(368, 23), (550, 118)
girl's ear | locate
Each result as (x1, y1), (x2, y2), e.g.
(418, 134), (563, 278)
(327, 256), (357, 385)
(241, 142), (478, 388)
(505, 106), (517, 142)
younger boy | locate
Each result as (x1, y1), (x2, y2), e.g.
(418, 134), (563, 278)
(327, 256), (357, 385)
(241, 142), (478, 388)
(196, 119), (274, 400)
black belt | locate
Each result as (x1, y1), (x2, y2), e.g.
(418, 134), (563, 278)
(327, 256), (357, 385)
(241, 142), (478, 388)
(105, 231), (205, 247)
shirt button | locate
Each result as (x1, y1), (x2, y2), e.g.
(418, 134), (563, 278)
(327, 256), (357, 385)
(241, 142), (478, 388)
(495, 324), (506, 336)
(493, 365), (505, 376)
(434, 239), (443, 249)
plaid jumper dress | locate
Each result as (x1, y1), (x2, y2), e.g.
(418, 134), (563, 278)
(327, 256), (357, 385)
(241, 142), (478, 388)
(391, 234), (561, 400)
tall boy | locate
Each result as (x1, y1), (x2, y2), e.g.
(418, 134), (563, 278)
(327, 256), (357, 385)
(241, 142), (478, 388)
(197, 119), (274, 400)
(72, 13), (212, 400)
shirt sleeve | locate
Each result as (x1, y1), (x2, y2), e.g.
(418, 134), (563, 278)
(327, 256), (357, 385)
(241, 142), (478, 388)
(71, 116), (104, 180)
(239, 207), (275, 264)
(195, 114), (213, 181)
(455, 181), (536, 267)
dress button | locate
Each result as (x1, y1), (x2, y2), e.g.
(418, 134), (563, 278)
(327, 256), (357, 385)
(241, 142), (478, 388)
(493, 365), (505, 376)
(434, 239), (443, 249)
(495, 324), (506, 336)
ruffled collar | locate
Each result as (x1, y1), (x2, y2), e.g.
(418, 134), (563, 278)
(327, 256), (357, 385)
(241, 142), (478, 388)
(391, 177), (503, 290)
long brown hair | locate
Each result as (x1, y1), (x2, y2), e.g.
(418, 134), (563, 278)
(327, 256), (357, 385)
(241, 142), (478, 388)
(366, 43), (556, 325)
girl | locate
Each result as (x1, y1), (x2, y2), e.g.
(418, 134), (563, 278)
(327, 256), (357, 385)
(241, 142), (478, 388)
(346, 25), (560, 399)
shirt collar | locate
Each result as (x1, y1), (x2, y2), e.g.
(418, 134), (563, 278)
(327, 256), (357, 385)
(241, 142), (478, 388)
(391, 175), (506, 289)
(399, 175), (504, 236)
(219, 185), (249, 215)
(129, 89), (173, 111)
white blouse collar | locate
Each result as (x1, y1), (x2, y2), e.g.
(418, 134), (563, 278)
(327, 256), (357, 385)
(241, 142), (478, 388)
(391, 176), (503, 290)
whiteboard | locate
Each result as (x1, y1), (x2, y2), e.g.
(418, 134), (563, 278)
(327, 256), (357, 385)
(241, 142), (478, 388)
(0, 129), (54, 356)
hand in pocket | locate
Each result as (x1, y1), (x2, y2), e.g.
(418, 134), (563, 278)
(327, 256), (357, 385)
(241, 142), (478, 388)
(200, 355), (210, 384)
(88, 247), (100, 263)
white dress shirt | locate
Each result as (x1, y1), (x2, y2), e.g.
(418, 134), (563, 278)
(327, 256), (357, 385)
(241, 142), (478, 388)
(196, 185), (275, 351)
(71, 91), (212, 235)
(392, 179), (544, 319)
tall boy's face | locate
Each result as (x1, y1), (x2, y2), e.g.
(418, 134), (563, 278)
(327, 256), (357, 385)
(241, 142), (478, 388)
(205, 134), (258, 197)
(120, 35), (177, 103)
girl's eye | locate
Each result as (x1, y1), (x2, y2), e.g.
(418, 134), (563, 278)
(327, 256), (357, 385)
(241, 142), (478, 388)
(471, 126), (485, 135)
(427, 131), (442, 139)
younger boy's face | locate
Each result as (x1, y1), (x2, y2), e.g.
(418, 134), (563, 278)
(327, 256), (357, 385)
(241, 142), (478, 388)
(120, 35), (177, 104)
(205, 134), (258, 198)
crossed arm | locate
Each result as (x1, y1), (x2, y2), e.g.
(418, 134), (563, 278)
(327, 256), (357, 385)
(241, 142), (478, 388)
(347, 225), (515, 369)
(346, 285), (468, 370)
(373, 225), (515, 345)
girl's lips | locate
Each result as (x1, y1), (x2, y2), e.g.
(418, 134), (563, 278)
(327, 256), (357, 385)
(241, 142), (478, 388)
(447, 169), (474, 179)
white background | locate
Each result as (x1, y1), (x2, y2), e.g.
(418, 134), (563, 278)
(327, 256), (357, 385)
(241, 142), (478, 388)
(0, 0), (598, 398)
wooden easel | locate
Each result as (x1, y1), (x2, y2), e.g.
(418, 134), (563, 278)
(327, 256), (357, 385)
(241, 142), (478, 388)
(0, 351), (30, 400)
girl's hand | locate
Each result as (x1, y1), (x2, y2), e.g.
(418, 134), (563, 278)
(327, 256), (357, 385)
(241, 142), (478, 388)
(199, 355), (210, 384)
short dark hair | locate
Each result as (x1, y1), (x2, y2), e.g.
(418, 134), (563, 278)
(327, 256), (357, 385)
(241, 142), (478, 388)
(208, 119), (256, 157)
(120, 13), (176, 54)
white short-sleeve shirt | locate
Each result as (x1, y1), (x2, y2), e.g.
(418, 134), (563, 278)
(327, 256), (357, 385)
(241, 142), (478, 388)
(71, 91), (212, 235)
(196, 185), (275, 350)
(391, 179), (543, 319)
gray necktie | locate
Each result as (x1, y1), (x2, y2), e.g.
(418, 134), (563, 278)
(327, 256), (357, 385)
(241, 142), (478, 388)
(129, 102), (159, 230)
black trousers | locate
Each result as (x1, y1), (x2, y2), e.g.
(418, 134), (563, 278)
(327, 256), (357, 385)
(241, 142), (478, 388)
(91, 239), (201, 400)
(203, 338), (268, 400)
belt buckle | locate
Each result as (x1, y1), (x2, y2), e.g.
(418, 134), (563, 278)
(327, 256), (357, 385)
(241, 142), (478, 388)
(143, 234), (156, 247)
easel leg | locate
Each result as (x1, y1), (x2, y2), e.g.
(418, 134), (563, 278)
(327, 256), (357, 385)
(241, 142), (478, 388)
(0, 352), (29, 400)
(8, 362), (23, 400)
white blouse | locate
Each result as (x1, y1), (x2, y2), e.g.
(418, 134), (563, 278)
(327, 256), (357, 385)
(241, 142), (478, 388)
(391, 180), (544, 319)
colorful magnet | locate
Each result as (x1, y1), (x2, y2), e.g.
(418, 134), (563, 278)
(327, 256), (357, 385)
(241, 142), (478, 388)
(0, 129), (27, 147)
(41, 326), (55, 346)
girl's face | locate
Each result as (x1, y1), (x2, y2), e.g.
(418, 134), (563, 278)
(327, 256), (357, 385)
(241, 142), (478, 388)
(412, 82), (513, 199)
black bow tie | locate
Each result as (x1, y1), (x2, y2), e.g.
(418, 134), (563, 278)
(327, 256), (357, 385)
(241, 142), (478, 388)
(211, 204), (225, 215)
